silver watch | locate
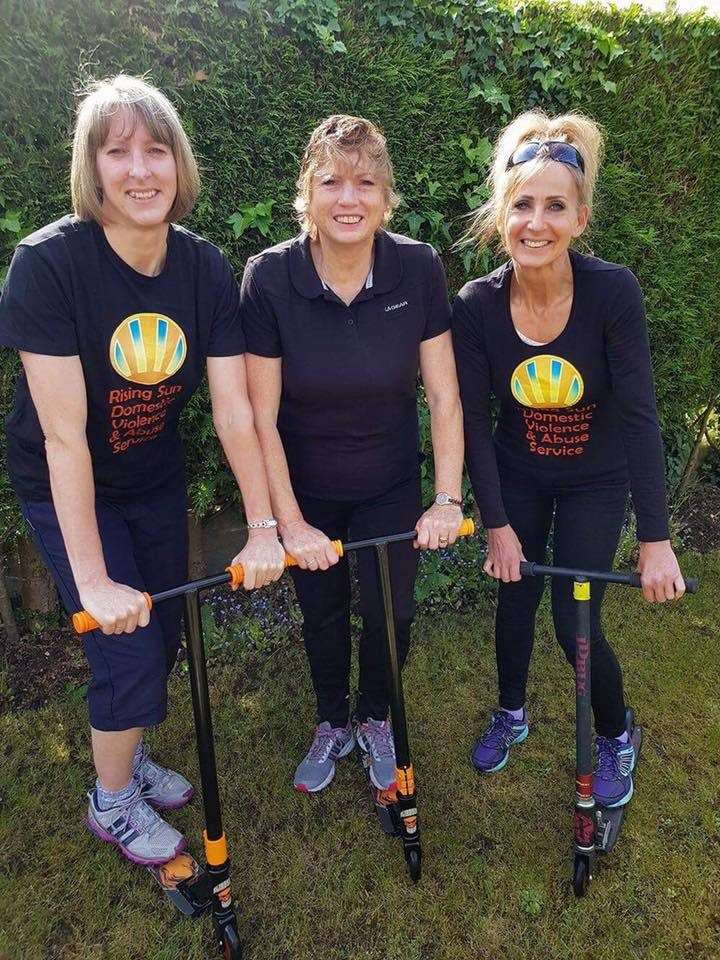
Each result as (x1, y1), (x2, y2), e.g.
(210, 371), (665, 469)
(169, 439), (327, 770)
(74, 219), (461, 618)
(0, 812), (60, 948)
(247, 517), (279, 529)
(434, 492), (462, 507)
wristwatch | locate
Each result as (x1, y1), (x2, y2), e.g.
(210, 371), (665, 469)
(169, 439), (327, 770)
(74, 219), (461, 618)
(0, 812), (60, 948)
(434, 492), (462, 507)
(247, 517), (279, 529)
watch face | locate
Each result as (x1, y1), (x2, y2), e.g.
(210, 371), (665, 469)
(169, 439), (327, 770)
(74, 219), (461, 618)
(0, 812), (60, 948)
(436, 493), (449, 504)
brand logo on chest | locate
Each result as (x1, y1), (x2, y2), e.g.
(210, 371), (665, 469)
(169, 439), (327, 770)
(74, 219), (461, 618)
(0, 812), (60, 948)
(385, 300), (409, 313)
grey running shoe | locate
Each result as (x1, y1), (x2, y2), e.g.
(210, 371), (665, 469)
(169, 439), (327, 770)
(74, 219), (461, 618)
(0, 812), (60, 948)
(355, 717), (397, 790)
(294, 721), (355, 793)
(87, 783), (186, 866)
(137, 745), (194, 810)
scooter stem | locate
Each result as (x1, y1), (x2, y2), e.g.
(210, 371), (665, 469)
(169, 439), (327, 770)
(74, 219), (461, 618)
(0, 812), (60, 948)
(573, 578), (596, 860)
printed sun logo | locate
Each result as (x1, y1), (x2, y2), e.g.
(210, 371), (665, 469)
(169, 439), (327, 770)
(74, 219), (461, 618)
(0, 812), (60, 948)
(109, 314), (186, 385)
(511, 355), (584, 409)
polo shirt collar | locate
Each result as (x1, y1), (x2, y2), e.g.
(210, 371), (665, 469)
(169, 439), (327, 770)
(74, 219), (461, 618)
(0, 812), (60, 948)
(289, 229), (403, 301)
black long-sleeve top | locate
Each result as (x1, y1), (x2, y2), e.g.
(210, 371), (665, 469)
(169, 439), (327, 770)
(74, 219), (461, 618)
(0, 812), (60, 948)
(452, 249), (670, 542)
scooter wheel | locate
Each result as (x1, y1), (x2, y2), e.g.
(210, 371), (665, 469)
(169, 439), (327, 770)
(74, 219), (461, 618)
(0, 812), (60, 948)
(572, 855), (590, 898)
(406, 849), (422, 884)
(222, 923), (243, 960)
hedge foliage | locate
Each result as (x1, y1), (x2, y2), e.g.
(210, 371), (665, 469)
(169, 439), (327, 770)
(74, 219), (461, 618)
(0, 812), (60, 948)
(0, 0), (718, 540)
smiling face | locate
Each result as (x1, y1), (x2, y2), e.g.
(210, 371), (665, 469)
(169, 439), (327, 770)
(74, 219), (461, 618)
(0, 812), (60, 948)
(96, 110), (178, 231)
(504, 163), (588, 268)
(308, 151), (388, 249)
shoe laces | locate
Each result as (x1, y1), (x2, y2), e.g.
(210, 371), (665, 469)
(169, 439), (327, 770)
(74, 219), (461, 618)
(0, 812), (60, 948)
(360, 719), (395, 761)
(96, 785), (165, 837)
(307, 724), (346, 764)
(482, 710), (520, 749)
(139, 755), (173, 791)
(596, 737), (633, 779)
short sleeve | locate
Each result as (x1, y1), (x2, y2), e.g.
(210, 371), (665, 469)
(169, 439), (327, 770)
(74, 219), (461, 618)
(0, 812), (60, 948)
(0, 244), (78, 355)
(240, 259), (282, 358)
(421, 248), (451, 341)
(206, 253), (246, 357)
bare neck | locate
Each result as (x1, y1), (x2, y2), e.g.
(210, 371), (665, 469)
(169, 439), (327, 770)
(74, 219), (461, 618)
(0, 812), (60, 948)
(311, 235), (374, 294)
(511, 252), (574, 311)
(101, 221), (170, 277)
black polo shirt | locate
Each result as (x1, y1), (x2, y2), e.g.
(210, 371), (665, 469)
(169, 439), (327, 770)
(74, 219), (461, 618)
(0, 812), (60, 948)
(241, 230), (451, 501)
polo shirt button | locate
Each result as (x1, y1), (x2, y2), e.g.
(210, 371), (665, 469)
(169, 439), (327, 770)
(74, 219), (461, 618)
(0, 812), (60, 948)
(348, 318), (354, 325)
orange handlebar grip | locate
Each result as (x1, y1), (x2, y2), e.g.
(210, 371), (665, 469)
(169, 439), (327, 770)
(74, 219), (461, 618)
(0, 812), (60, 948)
(331, 539), (344, 557)
(71, 592), (152, 634)
(458, 517), (475, 537)
(226, 550), (305, 588)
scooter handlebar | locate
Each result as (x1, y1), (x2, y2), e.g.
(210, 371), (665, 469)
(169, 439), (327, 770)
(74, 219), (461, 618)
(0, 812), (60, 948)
(518, 561), (698, 594)
(72, 519), (476, 633)
(225, 541), (343, 588)
(71, 592), (153, 634)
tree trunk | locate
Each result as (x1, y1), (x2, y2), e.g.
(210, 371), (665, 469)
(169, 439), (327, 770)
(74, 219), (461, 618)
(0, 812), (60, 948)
(17, 535), (58, 614)
(187, 511), (206, 581)
(0, 558), (19, 650)
(678, 395), (718, 497)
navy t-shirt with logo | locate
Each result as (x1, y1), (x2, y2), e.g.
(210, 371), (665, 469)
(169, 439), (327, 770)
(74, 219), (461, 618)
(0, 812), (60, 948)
(0, 216), (245, 502)
(241, 229), (451, 501)
(452, 249), (669, 542)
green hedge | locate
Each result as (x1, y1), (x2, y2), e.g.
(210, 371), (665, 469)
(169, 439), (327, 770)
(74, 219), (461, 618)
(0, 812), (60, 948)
(1, 0), (718, 541)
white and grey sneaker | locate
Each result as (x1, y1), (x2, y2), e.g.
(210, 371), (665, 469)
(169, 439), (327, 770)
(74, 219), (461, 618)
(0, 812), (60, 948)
(136, 745), (194, 810)
(87, 783), (186, 866)
(293, 721), (355, 793)
(355, 717), (397, 790)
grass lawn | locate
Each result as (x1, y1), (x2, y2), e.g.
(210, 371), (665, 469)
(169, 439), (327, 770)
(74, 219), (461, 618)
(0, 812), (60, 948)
(1, 551), (718, 960)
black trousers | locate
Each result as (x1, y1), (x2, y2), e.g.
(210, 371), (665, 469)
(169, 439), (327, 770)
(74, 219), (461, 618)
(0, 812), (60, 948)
(496, 475), (629, 738)
(291, 475), (422, 727)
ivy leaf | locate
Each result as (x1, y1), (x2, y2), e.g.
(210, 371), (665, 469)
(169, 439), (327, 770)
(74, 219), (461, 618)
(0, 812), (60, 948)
(331, 40), (347, 53)
(405, 212), (425, 237)
(601, 79), (617, 94)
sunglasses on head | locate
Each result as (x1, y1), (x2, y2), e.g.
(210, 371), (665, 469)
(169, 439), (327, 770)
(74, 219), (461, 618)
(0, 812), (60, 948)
(506, 140), (585, 174)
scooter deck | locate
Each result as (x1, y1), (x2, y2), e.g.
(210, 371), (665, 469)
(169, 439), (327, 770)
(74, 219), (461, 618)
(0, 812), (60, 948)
(356, 744), (401, 837)
(595, 723), (643, 855)
(147, 852), (214, 917)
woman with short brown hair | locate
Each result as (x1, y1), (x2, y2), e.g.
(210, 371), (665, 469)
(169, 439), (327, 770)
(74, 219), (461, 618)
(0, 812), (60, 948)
(244, 114), (464, 795)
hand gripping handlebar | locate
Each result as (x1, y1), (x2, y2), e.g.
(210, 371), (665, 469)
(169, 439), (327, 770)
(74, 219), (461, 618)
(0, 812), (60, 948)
(72, 518), (476, 633)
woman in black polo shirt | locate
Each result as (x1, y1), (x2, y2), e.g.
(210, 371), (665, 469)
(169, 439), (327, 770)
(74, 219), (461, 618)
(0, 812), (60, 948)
(453, 110), (684, 807)
(0, 75), (285, 867)
(243, 115), (464, 794)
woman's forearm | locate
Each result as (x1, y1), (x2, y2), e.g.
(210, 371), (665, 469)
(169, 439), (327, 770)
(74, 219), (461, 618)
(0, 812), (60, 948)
(214, 411), (277, 523)
(249, 419), (304, 528)
(46, 436), (107, 587)
(428, 392), (464, 499)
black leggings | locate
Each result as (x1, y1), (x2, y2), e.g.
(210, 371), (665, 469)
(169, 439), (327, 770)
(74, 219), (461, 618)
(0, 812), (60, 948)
(291, 475), (422, 727)
(496, 476), (629, 738)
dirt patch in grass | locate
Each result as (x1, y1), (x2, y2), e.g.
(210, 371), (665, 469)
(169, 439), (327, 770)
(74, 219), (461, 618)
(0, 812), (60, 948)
(675, 482), (720, 554)
(2, 623), (89, 711)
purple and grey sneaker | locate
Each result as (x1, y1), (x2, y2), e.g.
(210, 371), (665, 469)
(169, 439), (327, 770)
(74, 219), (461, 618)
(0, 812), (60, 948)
(87, 783), (186, 866)
(355, 717), (396, 790)
(136, 744), (194, 810)
(593, 735), (636, 808)
(471, 708), (529, 773)
(294, 721), (355, 793)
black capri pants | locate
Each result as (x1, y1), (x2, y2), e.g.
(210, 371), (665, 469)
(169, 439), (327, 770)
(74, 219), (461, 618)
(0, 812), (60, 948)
(495, 473), (629, 738)
(291, 474), (423, 727)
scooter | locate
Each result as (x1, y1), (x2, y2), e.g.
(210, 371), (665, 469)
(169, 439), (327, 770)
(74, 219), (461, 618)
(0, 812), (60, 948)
(334, 518), (475, 884)
(517, 561), (699, 897)
(73, 568), (268, 958)
(71, 517), (473, 946)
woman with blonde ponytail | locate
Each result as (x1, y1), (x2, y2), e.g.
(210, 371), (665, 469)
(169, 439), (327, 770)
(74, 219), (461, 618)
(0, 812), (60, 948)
(453, 110), (685, 805)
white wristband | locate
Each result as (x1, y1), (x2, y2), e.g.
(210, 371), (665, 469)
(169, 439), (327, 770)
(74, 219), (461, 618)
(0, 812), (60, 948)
(247, 517), (278, 529)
